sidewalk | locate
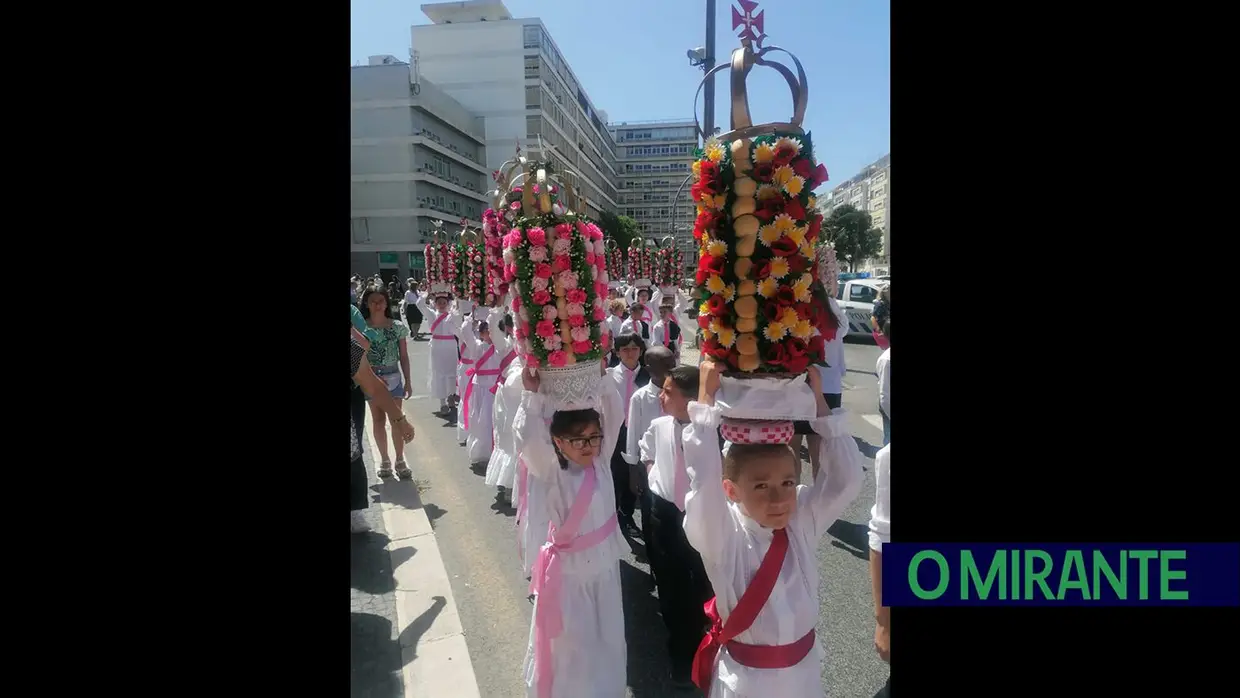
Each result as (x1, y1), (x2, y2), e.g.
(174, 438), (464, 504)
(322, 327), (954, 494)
(350, 410), (482, 698)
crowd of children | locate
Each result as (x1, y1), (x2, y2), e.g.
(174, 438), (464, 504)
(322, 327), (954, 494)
(383, 273), (891, 697)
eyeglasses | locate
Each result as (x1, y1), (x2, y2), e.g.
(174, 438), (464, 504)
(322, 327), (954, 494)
(562, 435), (604, 449)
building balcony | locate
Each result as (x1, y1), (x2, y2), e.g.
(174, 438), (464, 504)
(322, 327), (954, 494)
(413, 129), (487, 173)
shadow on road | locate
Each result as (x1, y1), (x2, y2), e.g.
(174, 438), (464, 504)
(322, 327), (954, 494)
(352, 531), (394, 594)
(399, 595), (448, 664)
(853, 436), (880, 460)
(351, 612), (403, 698)
(619, 560), (704, 697)
(827, 519), (870, 561)
(490, 489), (516, 517)
(422, 503), (447, 528)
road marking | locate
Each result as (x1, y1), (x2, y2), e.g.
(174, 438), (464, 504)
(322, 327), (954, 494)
(862, 414), (884, 433)
(364, 413), (484, 698)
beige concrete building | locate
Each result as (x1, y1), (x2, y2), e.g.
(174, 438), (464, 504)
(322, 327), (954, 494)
(819, 153), (890, 270)
(351, 56), (490, 281)
(607, 119), (698, 273)
(410, 1), (621, 220)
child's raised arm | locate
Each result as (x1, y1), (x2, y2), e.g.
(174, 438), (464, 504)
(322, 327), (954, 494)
(683, 360), (736, 565)
(512, 369), (558, 481)
(798, 368), (865, 540)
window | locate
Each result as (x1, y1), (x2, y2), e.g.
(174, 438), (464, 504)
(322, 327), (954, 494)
(849, 285), (877, 303)
(525, 86), (541, 108)
(835, 284), (845, 300)
(523, 25), (541, 49)
(871, 186), (884, 198)
(524, 57), (539, 78)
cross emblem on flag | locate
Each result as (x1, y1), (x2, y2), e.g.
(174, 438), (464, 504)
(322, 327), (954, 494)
(731, 0), (765, 44)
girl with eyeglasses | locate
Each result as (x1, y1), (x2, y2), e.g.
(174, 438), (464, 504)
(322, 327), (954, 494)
(513, 361), (629, 698)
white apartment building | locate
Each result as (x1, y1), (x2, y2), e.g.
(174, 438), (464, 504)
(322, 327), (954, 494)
(411, 1), (621, 220)
(819, 153), (890, 268)
(608, 120), (698, 273)
(351, 56), (490, 281)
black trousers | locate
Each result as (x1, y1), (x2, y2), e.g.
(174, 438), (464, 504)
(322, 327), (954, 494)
(610, 426), (636, 520)
(647, 492), (713, 669)
(350, 455), (368, 512)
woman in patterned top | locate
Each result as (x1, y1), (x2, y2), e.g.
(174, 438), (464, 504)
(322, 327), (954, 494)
(351, 336), (415, 532)
(362, 287), (414, 479)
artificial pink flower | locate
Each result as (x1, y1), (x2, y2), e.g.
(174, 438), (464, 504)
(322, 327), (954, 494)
(542, 305), (558, 321)
(566, 289), (587, 304)
(572, 340), (593, 354)
(527, 227), (547, 246)
(552, 238), (571, 256)
(559, 271), (579, 289)
(554, 223), (573, 239)
(532, 276), (548, 291)
(547, 350), (567, 367)
(544, 335), (563, 350)
(584, 252), (595, 265)
(566, 302), (585, 316)
(600, 333), (611, 350)
(528, 246), (548, 262)
(535, 263), (553, 279)
(512, 295), (522, 310)
(586, 223), (603, 241)
(515, 325), (527, 340)
(552, 255), (571, 273)
(570, 326), (590, 342)
(535, 320), (557, 338)
(526, 354), (541, 368)
(568, 314), (585, 328)
(592, 307), (606, 321)
(533, 289), (552, 305)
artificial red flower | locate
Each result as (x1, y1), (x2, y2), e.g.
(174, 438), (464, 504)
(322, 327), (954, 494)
(552, 255), (571, 272)
(752, 260), (771, 280)
(770, 238), (800, 257)
(793, 158), (814, 180)
(752, 162), (774, 182)
(787, 255), (809, 275)
(808, 334), (826, 359)
(775, 288), (797, 307)
(762, 341), (787, 368)
(697, 313), (712, 330)
(703, 338), (731, 362)
(700, 254), (726, 277)
(763, 301), (783, 323)
(807, 215), (822, 243)
(535, 263), (553, 279)
(783, 337), (810, 374)
(705, 294), (727, 316)
(784, 198), (807, 221)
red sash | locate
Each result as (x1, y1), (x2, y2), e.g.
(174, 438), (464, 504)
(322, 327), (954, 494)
(692, 527), (812, 696)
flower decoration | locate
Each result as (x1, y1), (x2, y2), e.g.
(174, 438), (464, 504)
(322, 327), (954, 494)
(693, 132), (834, 373)
(503, 160), (608, 368)
(483, 208), (509, 304)
(607, 244), (625, 283)
(448, 242), (463, 297)
(627, 245), (643, 285)
(462, 238), (486, 305)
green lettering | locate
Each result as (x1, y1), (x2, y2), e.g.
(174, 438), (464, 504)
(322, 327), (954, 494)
(961, 550), (1006, 600)
(1023, 550), (1054, 600)
(1057, 550), (1091, 600)
(1129, 550), (1157, 600)
(1010, 549), (1020, 599)
(1159, 550), (1188, 600)
(909, 550), (950, 599)
(1092, 550), (1127, 600)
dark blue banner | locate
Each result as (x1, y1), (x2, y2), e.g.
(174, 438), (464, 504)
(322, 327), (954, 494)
(882, 543), (1240, 606)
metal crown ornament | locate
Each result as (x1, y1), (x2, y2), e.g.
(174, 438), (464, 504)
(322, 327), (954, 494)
(690, 0), (833, 420)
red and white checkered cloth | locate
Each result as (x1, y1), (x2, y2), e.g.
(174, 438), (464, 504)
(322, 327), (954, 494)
(720, 419), (795, 445)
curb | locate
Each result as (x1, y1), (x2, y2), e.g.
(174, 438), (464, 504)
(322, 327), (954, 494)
(364, 412), (483, 698)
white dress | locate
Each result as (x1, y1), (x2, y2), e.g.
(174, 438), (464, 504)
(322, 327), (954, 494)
(513, 381), (628, 698)
(461, 323), (510, 465)
(416, 298), (463, 399)
(485, 350), (523, 488)
(682, 401), (865, 698)
(455, 316), (482, 444)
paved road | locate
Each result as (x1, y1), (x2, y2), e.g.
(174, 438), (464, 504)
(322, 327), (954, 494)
(370, 315), (888, 697)
(350, 445), (406, 698)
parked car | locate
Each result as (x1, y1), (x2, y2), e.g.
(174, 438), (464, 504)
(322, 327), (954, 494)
(836, 278), (888, 337)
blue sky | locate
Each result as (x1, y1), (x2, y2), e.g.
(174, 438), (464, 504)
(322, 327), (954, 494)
(351, 0), (888, 191)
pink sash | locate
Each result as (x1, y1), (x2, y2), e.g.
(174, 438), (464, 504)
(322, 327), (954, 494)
(462, 344), (497, 430)
(430, 313), (453, 340)
(528, 465), (618, 698)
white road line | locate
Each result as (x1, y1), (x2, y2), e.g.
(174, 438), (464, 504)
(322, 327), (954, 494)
(862, 414), (884, 433)
(363, 413), (483, 698)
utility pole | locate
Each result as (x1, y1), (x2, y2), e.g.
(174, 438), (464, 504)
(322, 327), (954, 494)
(703, 0), (716, 139)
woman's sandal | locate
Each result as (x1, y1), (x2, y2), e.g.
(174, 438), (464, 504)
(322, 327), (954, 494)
(394, 461), (413, 480)
(377, 461), (393, 478)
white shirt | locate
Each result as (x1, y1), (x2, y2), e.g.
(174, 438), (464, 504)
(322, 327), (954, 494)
(404, 289), (420, 306)
(650, 319), (683, 357)
(606, 363), (644, 426)
(605, 314), (625, 342)
(868, 444), (890, 553)
(619, 316), (651, 342)
(682, 401), (864, 697)
(876, 348), (890, 417)
(814, 298), (849, 394)
(623, 383), (664, 465)
(639, 415), (689, 509)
